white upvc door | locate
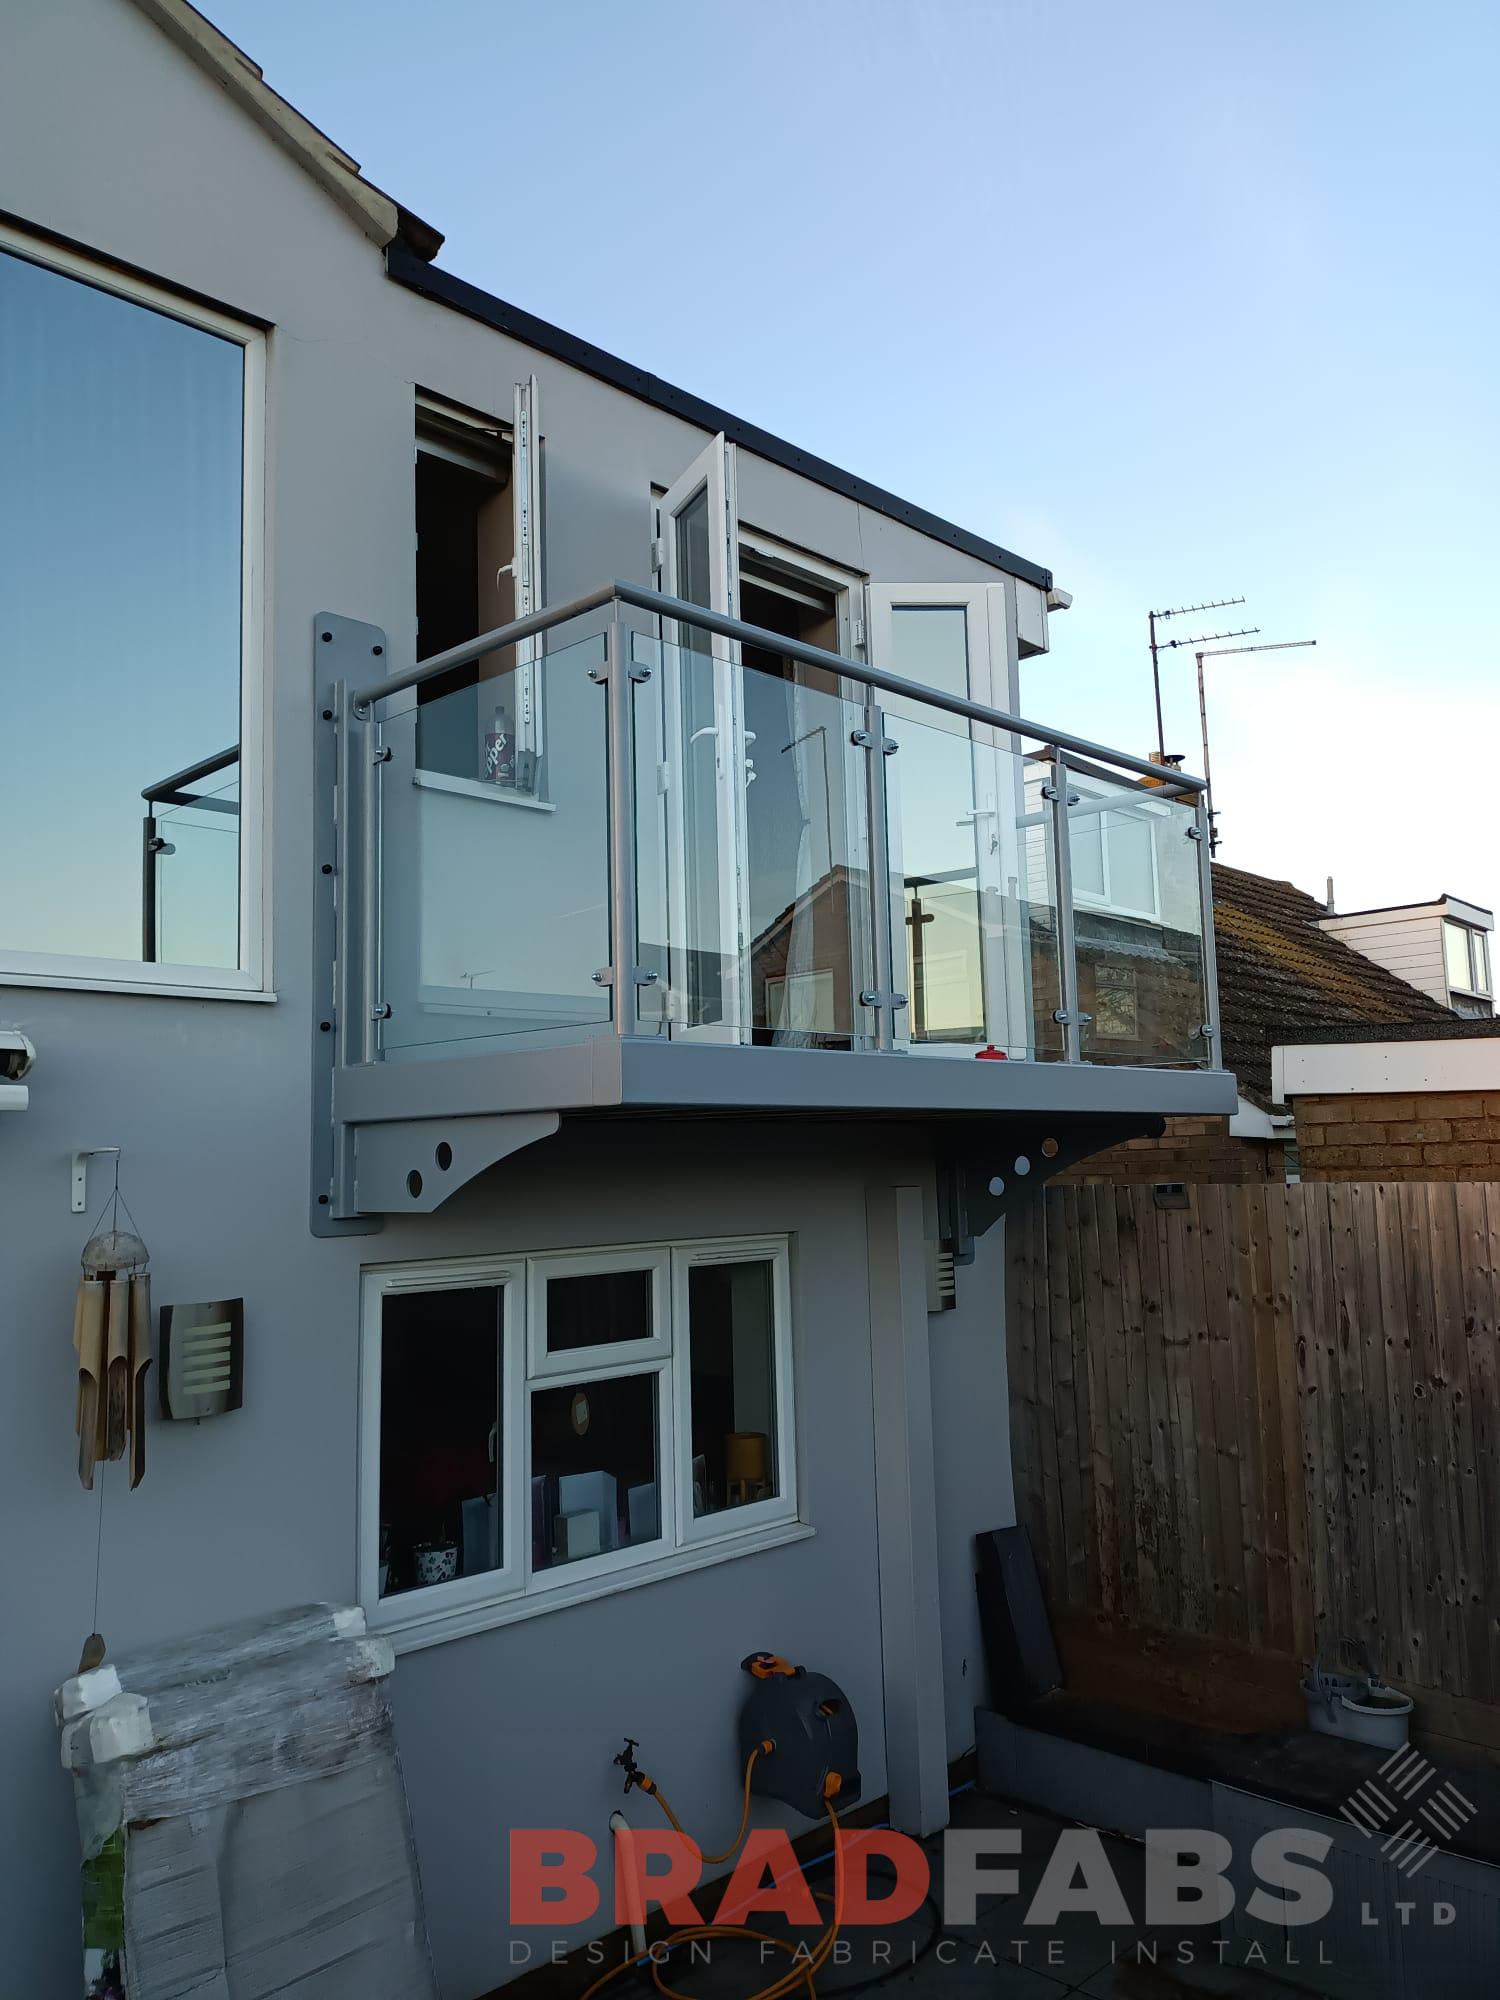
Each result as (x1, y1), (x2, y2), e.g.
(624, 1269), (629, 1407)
(653, 434), (749, 1039)
(867, 582), (1032, 1056)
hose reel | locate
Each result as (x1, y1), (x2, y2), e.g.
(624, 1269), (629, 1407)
(738, 1652), (861, 1820)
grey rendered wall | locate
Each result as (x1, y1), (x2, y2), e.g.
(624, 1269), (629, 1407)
(927, 1219), (1017, 1760)
(0, 4), (1022, 1993)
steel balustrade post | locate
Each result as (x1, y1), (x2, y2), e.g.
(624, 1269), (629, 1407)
(1048, 754), (1083, 1062)
(605, 607), (640, 1039)
(1193, 793), (1221, 1068)
(358, 696), (381, 1065)
(863, 699), (898, 1053)
(141, 811), (158, 963)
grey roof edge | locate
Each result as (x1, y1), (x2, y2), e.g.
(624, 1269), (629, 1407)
(386, 244), (1053, 593)
(1277, 1018), (1500, 1048)
(1321, 893), (1494, 923)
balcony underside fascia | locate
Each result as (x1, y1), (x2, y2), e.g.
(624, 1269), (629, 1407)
(324, 1043), (1235, 1227)
(334, 1039), (1236, 1129)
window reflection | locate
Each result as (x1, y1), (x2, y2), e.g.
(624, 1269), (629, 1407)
(0, 247), (244, 967)
(687, 1260), (778, 1518)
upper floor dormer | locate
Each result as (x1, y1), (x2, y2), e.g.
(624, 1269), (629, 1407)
(0, 0), (1235, 1231)
(1319, 894), (1494, 1021)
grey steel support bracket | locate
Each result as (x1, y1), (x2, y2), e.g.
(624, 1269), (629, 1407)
(937, 1113), (1165, 1263)
(353, 1111), (561, 1215)
(311, 613), (386, 1237)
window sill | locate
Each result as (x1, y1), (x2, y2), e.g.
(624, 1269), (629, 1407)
(413, 769), (555, 812)
(0, 971), (276, 1003)
(371, 1518), (814, 1655)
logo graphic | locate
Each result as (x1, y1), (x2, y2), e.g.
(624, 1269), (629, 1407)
(1339, 1745), (1477, 1877)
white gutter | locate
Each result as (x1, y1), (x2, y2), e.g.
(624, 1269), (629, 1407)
(1228, 1096), (1292, 1140)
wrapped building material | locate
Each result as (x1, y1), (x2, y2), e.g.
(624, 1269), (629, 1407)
(55, 1604), (438, 2000)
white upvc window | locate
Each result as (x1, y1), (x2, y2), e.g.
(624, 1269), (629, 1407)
(1444, 919), (1491, 998)
(0, 222), (266, 998)
(1068, 783), (1164, 923)
(359, 1235), (799, 1649)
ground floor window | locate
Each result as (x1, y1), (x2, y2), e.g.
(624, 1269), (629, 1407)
(359, 1237), (796, 1640)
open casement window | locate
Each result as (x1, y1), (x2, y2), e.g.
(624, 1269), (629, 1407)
(361, 1237), (797, 1645)
(735, 537), (874, 1051)
(641, 445), (876, 1048)
(412, 377), (543, 798)
(649, 433), (749, 1039)
(868, 585), (1042, 1057)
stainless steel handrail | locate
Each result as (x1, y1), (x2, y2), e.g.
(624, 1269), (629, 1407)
(142, 743), (241, 806)
(351, 579), (1206, 795)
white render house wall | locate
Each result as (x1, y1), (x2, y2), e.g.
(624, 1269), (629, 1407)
(0, 4), (1029, 1993)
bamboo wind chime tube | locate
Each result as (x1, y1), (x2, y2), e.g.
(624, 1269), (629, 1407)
(74, 1279), (106, 1490)
(73, 1270), (151, 1490)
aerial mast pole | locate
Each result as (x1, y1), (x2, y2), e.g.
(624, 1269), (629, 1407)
(1146, 597), (1254, 759)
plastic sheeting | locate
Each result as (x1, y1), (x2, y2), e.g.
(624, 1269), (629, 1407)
(55, 1604), (438, 2000)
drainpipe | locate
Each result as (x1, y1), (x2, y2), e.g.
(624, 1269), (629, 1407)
(609, 1810), (647, 1958)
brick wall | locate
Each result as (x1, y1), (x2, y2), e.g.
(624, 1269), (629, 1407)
(1059, 1115), (1281, 1186)
(1293, 1090), (1500, 1181)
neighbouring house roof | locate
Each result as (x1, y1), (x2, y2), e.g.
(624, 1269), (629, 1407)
(130, 0), (1053, 593)
(1211, 864), (1455, 1108)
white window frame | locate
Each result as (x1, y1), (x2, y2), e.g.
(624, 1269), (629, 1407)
(359, 1235), (803, 1650)
(412, 380), (545, 803)
(671, 1237), (798, 1547)
(737, 529), (865, 661)
(526, 1244), (671, 1378)
(0, 221), (268, 999)
(357, 1260), (524, 1622)
(1444, 918), (1491, 999)
(1068, 785), (1165, 924)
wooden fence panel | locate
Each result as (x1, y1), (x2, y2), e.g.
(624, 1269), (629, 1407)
(1006, 1180), (1500, 1722)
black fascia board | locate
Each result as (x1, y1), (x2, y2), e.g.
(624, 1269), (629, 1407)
(386, 243), (1052, 593)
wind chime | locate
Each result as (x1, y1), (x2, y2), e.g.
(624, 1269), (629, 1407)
(73, 1157), (151, 1491)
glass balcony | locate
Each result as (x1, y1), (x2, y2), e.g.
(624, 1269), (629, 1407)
(350, 594), (1216, 1073)
(375, 633), (612, 1055)
(142, 748), (241, 968)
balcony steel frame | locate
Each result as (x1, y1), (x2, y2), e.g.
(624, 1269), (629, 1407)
(312, 586), (1230, 1232)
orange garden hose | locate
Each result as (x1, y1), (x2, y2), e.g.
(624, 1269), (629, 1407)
(581, 1750), (845, 2000)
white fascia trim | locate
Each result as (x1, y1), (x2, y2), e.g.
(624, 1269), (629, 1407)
(128, 0), (401, 248)
(1273, 1038), (1500, 1102)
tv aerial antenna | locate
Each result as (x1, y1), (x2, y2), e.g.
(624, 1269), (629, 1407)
(1146, 598), (1259, 759)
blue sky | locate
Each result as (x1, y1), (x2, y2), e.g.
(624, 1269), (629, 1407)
(213, 0), (1499, 918)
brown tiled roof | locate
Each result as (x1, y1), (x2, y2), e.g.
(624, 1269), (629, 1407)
(1211, 863), (1454, 1106)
